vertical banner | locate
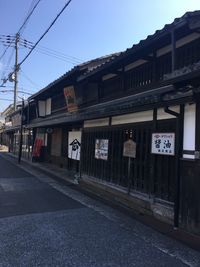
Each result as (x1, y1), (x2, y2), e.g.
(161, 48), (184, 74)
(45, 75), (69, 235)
(64, 86), (78, 112)
(68, 131), (81, 161)
(32, 138), (43, 157)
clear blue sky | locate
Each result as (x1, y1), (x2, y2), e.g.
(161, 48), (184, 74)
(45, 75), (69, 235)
(0, 0), (199, 112)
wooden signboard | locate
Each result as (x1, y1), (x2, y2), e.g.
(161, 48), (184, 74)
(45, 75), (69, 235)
(64, 86), (78, 112)
(123, 139), (136, 158)
(151, 133), (175, 156)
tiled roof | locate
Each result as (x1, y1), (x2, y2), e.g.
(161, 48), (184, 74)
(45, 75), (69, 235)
(29, 52), (121, 99)
(29, 10), (200, 99)
(78, 10), (200, 80)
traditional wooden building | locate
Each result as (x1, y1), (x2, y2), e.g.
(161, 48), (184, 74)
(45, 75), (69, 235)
(4, 11), (200, 236)
(27, 54), (119, 169)
(76, 11), (200, 235)
(2, 102), (32, 158)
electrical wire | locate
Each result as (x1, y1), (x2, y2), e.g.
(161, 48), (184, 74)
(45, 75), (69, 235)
(0, 45), (15, 82)
(0, 0), (73, 90)
(0, 89), (32, 95)
(34, 48), (81, 65)
(0, 36), (15, 61)
(37, 45), (83, 63)
(0, 85), (34, 92)
(17, 38), (82, 64)
(0, 98), (13, 101)
(18, 0), (41, 34)
(19, 0), (73, 67)
(20, 69), (40, 88)
(20, 38), (83, 63)
(0, 0), (42, 61)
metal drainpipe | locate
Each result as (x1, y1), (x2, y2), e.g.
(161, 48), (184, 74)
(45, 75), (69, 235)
(150, 108), (157, 198)
(164, 105), (184, 228)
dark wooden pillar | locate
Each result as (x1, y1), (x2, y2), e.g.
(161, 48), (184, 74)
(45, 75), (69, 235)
(152, 51), (157, 82)
(171, 30), (176, 72)
(121, 66), (126, 91)
(97, 78), (102, 103)
(150, 108), (157, 196)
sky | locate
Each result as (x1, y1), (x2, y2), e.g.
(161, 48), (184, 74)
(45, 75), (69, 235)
(0, 0), (200, 112)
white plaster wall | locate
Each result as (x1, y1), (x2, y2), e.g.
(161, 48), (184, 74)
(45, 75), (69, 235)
(183, 103), (196, 159)
(157, 106), (180, 120)
(46, 98), (51, 115)
(84, 118), (109, 128)
(112, 110), (153, 125)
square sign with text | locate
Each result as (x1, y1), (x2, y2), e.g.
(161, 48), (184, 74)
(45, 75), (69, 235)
(151, 133), (175, 156)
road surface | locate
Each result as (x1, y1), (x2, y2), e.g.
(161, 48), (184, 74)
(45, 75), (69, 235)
(0, 152), (200, 267)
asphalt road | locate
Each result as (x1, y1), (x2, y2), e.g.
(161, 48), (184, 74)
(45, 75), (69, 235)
(0, 152), (200, 267)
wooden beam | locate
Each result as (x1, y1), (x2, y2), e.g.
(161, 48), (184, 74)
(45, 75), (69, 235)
(141, 55), (154, 61)
(110, 69), (124, 75)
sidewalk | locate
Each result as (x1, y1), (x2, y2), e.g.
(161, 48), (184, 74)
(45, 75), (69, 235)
(2, 151), (200, 252)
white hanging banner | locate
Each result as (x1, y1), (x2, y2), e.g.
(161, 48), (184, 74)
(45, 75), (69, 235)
(68, 131), (81, 160)
(151, 133), (175, 156)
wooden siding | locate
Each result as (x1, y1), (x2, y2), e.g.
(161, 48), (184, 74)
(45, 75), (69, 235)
(51, 91), (66, 113)
(99, 37), (200, 100)
(180, 160), (200, 235)
(81, 119), (176, 202)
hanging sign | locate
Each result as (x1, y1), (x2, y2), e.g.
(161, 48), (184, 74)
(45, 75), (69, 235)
(64, 86), (78, 112)
(68, 131), (81, 160)
(151, 133), (175, 156)
(95, 139), (109, 160)
(123, 139), (136, 158)
(12, 113), (21, 127)
(32, 138), (43, 158)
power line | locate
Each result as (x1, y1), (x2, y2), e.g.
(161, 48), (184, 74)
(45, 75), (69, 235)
(17, 38), (83, 64)
(34, 48), (81, 65)
(19, 0), (73, 67)
(0, 36), (15, 61)
(0, 89), (32, 95)
(1, 36), (82, 64)
(0, 86), (33, 93)
(37, 45), (83, 62)
(0, 98), (13, 102)
(0, 0), (42, 61)
(20, 69), (40, 88)
(20, 38), (83, 62)
(0, 0), (73, 91)
(18, 0), (42, 34)
(0, 45), (15, 82)
(0, 85), (34, 92)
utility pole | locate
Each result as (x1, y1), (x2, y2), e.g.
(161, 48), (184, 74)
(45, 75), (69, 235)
(14, 33), (19, 111)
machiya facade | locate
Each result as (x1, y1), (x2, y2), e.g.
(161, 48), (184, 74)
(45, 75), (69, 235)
(4, 11), (200, 236)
